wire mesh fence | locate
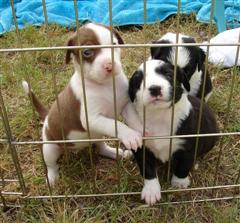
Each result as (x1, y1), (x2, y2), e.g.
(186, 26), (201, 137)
(0, 0), (240, 212)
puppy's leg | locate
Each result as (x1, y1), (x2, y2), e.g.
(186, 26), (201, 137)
(96, 142), (132, 159)
(43, 143), (62, 186)
(133, 148), (161, 205)
(204, 90), (212, 102)
(171, 149), (193, 188)
(121, 101), (143, 134)
(81, 113), (142, 151)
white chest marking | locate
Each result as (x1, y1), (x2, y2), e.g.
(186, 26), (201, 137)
(70, 71), (129, 133)
(136, 94), (191, 162)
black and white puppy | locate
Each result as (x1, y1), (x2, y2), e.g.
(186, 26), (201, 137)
(150, 32), (213, 101)
(129, 60), (219, 205)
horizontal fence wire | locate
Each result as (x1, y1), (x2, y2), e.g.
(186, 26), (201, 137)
(1, 192), (23, 196)
(10, 184), (237, 199)
(0, 179), (19, 183)
(1, 43), (240, 53)
(1, 195), (239, 210)
(0, 132), (239, 145)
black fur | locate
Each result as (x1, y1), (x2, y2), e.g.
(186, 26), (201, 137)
(129, 62), (190, 104)
(149, 85), (161, 97)
(150, 39), (172, 62)
(129, 61), (219, 183)
(132, 148), (157, 180)
(132, 96), (219, 181)
(128, 70), (143, 102)
(150, 35), (213, 99)
(171, 95), (219, 178)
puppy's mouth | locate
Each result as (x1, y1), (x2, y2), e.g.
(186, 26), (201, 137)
(148, 96), (172, 107)
(150, 96), (163, 104)
(103, 66), (120, 77)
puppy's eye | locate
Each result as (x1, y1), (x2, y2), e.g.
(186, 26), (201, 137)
(82, 49), (94, 58)
(113, 42), (117, 45)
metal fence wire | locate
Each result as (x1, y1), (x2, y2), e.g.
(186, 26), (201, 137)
(0, 0), (240, 210)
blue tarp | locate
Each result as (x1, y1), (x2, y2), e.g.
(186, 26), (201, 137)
(0, 0), (240, 34)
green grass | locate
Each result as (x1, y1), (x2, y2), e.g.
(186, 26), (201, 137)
(1, 14), (240, 222)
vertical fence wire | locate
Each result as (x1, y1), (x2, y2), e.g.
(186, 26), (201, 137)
(10, 0), (53, 195)
(213, 30), (240, 185)
(236, 164), (240, 184)
(0, 170), (7, 210)
(0, 89), (26, 195)
(192, 0), (215, 169)
(234, 165), (240, 221)
(9, 0), (40, 139)
(0, 169), (5, 188)
(166, 0), (181, 185)
(142, 0), (147, 181)
(73, 0), (96, 191)
(108, 0), (121, 188)
(0, 190), (7, 211)
(9, 0), (54, 196)
(41, 0), (71, 193)
(9, 0), (41, 146)
(164, 0), (181, 219)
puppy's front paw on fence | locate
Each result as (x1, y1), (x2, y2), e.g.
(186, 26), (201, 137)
(119, 129), (142, 151)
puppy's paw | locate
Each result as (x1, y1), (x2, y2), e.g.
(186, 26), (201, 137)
(141, 178), (161, 205)
(122, 149), (133, 159)
(119, 129), (142, 151)
(47, 167), (59, 187)
(171, 175), (190, 189)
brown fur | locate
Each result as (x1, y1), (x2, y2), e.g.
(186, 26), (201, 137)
(28, 90), (48, 121)
(45, 84), (85, 142)
(30, 23), (124, 145)
(65, 24), (124, 64)
(65, 27), (100, 64)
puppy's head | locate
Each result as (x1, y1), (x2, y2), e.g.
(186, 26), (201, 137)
(66, 23), (124, 83)
(150, 32), (206, 77)
(129, 60), (190, 109)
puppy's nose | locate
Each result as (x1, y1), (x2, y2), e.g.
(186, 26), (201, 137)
(103, 62), (113, 73)
(149, 85), (161, 97)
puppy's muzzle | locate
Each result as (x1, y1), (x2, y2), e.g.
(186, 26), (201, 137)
(149, 85), (162, 97)
(103, 61), (113, 75)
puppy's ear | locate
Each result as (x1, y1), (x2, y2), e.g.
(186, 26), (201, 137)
(182, 36), (196, 44)
(113, 28), (124, 44)
(128, 70), (143, 102)
(177, 67), (191, 92)
(150, 41), (160, 59)
(66, 34), (78, 64)
(150, 39), (171, 61)
(197, 48), (206, 71)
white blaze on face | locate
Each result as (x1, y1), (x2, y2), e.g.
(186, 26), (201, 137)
(137, 60), (172, 108)
(84, 23), (122, 82)
(159, 32), (191, 68)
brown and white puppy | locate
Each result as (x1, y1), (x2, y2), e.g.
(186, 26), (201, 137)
(22, 23), (143, 186)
